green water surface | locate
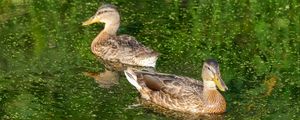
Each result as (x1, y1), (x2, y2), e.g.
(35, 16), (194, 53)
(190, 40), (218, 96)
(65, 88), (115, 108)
(0, 0), (299, 119)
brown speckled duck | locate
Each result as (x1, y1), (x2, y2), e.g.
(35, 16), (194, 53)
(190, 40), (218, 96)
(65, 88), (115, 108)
(124, 59), (228, 115)
(82, 4), (159, 88)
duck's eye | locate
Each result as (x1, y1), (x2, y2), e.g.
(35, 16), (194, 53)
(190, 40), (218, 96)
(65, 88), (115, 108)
(97, 11), (102, 15)
(206, 66), (211, 71)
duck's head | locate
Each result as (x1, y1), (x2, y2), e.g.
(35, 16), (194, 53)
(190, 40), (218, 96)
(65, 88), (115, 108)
(202, 59), (228, 91)
(82, 4), (120, 26)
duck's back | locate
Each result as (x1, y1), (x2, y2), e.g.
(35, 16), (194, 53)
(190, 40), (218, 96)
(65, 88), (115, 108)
(92, 34), (159, 71)
(135, 72), (206, 113)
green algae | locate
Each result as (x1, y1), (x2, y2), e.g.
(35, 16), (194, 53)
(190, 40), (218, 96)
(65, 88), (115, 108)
(0, 0), (299, 119)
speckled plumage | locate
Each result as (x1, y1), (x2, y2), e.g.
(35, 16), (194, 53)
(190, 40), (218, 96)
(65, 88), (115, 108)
(86, 5), (159, 71)
(91, 32), (159, 71)
(124, 59), (227, 115)
(135, 72), (226, 114)
(83, 4), (159, 87)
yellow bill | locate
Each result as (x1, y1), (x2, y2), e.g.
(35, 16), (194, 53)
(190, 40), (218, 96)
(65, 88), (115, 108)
(82, 16), (100, 26)
(213, 74), (228, 91)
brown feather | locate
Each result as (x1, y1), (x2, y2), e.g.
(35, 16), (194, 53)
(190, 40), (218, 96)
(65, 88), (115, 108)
(87, 5), (159, 73)
(91, 32), (158, 71)
(132, 71), (226, 114)
(142, 75), (163, 91)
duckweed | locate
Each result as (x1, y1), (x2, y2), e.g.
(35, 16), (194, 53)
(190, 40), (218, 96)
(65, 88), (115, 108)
(0, 0), (299, 119)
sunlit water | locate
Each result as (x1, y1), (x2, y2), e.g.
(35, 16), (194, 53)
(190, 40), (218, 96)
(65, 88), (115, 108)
(0, 0), (299, 120)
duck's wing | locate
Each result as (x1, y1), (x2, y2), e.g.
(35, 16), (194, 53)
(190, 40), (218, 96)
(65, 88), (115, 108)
(123, 70), (206, 113)
(99, 35), (159, 68)
(136, 72), (204, 98)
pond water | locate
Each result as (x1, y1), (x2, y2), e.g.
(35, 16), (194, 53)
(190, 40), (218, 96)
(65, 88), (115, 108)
(0, 0), (299, 119)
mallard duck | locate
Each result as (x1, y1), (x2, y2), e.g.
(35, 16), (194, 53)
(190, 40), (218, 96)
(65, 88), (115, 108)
(124, 59), (228, 115)
(82, 4), (159, 88)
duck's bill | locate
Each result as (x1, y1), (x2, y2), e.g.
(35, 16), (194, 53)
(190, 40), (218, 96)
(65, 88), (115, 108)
(82, 16), (100, 26)
(213, 74), (228, 91)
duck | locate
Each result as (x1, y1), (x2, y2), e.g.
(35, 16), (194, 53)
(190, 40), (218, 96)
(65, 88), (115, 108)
(124, 59), (228, 116)
(82, 4), (159, 88)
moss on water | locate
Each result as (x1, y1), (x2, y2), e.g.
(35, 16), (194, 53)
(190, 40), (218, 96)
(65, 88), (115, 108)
(0, 0), (299, 119)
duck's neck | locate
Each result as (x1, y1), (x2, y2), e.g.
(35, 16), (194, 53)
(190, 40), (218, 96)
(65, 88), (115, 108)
(95, 21), (120, 40)
(91, 21), (120, 52)
(202, 81), (226, 113)
(203, 80), (217, 90)
(103, 21), (119, 35)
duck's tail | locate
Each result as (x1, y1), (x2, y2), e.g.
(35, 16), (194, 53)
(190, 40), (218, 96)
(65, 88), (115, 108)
(124, 68), (142, 91)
